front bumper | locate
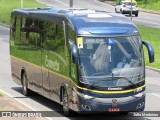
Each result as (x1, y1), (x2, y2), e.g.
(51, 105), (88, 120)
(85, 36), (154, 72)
(79, 95), (145, 113)
(122, 10), (139, 14)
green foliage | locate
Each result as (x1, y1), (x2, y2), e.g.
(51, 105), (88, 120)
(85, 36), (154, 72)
(137, 25), (160, 68)
(137, 0), (160, 11)
(114, 0), (120, 2)
(0, 93), (3, 96)
(11, 43), (42, 66)
(0, 0), (47, 25)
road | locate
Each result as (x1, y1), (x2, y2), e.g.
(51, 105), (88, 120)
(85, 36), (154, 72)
(0, 0), (160, 120)
(37, 0), (160, 28)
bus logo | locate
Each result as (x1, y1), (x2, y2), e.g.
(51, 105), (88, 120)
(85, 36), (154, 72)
(112, 99), (118, 107)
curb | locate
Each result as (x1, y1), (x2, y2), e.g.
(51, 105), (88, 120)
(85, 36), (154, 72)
(138, 8), (160, 15)
(146, 66), (160, 73)
(0, 22), (10, 28)
(101, 0), (160, 15)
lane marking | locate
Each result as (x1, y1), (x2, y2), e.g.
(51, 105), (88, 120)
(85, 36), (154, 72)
(0, 89), (37, 111)
(0, 89), (59, 120)
(93, 0), (113, 7)
(36, 0), (68, 7)
(35, 0), (48, 6)
(55, 0), (68, 6)
(151, 93), (160, 98)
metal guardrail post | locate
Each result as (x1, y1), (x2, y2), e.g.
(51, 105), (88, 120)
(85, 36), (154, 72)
(70, 0), (73, 8)
(131, 0), (133, 21)
(21, 0), (23, 8)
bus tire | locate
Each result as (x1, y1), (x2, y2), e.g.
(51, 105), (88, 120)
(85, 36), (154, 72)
(21, 72), (31, 96)
(62, 88), (70, 116)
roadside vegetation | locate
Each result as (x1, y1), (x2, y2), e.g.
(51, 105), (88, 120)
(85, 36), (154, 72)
(137, 25), (160, 69)
(137, 0), (160, 11)
(0, 0), (46, 25)
(0, 93), (3, 97)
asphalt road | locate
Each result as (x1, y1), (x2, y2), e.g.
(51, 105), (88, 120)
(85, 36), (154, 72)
(0, 0), (160, 120)
(37, 0), (160, 28)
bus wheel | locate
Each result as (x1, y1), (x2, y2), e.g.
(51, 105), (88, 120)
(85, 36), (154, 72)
(62, 89), (70, 116)
(22, 73), (30, 96)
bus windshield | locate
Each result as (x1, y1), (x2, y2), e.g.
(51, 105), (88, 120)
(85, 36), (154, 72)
(78, 35), (144, 89)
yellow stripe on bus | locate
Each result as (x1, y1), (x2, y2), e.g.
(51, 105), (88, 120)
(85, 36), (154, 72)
(11, 55), (145, 94)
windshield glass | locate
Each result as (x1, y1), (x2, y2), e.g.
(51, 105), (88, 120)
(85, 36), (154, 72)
(124, 2), (136, 6)
(78, 35), (144, 89)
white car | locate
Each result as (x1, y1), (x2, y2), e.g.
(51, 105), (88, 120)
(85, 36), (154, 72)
(115, 1), (139, 17)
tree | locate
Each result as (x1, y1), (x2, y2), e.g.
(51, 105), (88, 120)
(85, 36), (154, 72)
(144, 0), (148, 3)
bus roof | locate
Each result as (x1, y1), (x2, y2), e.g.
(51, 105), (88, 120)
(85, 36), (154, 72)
(12, 8), (139, 36)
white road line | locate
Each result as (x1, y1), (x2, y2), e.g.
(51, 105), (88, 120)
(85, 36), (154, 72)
(55, 0), (68, 6)
(35, 0), (47, 6)
(0, 89), (56, 120)
(93, 0), (113, 7)
(0, 89), (37, 111)
(151, 93), (160, 98)
(134, 19), (160, 26)
(36, 0), (68, 7)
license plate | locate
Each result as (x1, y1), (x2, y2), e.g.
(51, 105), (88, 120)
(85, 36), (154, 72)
(109, 108), (120, 112)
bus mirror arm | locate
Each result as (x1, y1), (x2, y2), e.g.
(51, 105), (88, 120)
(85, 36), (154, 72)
(142, 40), (154, 63)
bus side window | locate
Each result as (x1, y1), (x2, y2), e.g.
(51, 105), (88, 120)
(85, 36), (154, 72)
(43, 21), (68, 76)
(11, 15), (16, 33)
(43, 22), (57, 50)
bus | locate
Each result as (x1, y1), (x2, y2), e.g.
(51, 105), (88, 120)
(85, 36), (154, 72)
(10, 8), (154, 116)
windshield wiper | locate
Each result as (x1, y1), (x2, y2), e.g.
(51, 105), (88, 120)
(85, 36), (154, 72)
(86, 76), (137, 89)
(87, 79), (112, 89)
(112, 76), (138, 88)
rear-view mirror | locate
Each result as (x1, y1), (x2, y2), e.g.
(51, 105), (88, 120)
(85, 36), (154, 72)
(142, 40), (154, 63)
(69, 41), (78, 64)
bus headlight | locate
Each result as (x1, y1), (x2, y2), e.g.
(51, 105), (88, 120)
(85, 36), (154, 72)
(134, 93), (144, 98)
(73, 87), (94, 99)
(79, 93), (94, 99)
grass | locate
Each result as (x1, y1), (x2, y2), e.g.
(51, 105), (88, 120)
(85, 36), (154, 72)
(137, 0), (160, 11)
(0, 93), (3, 97)
(137, 25), (160, 69)
(0, 0), (47, 25)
